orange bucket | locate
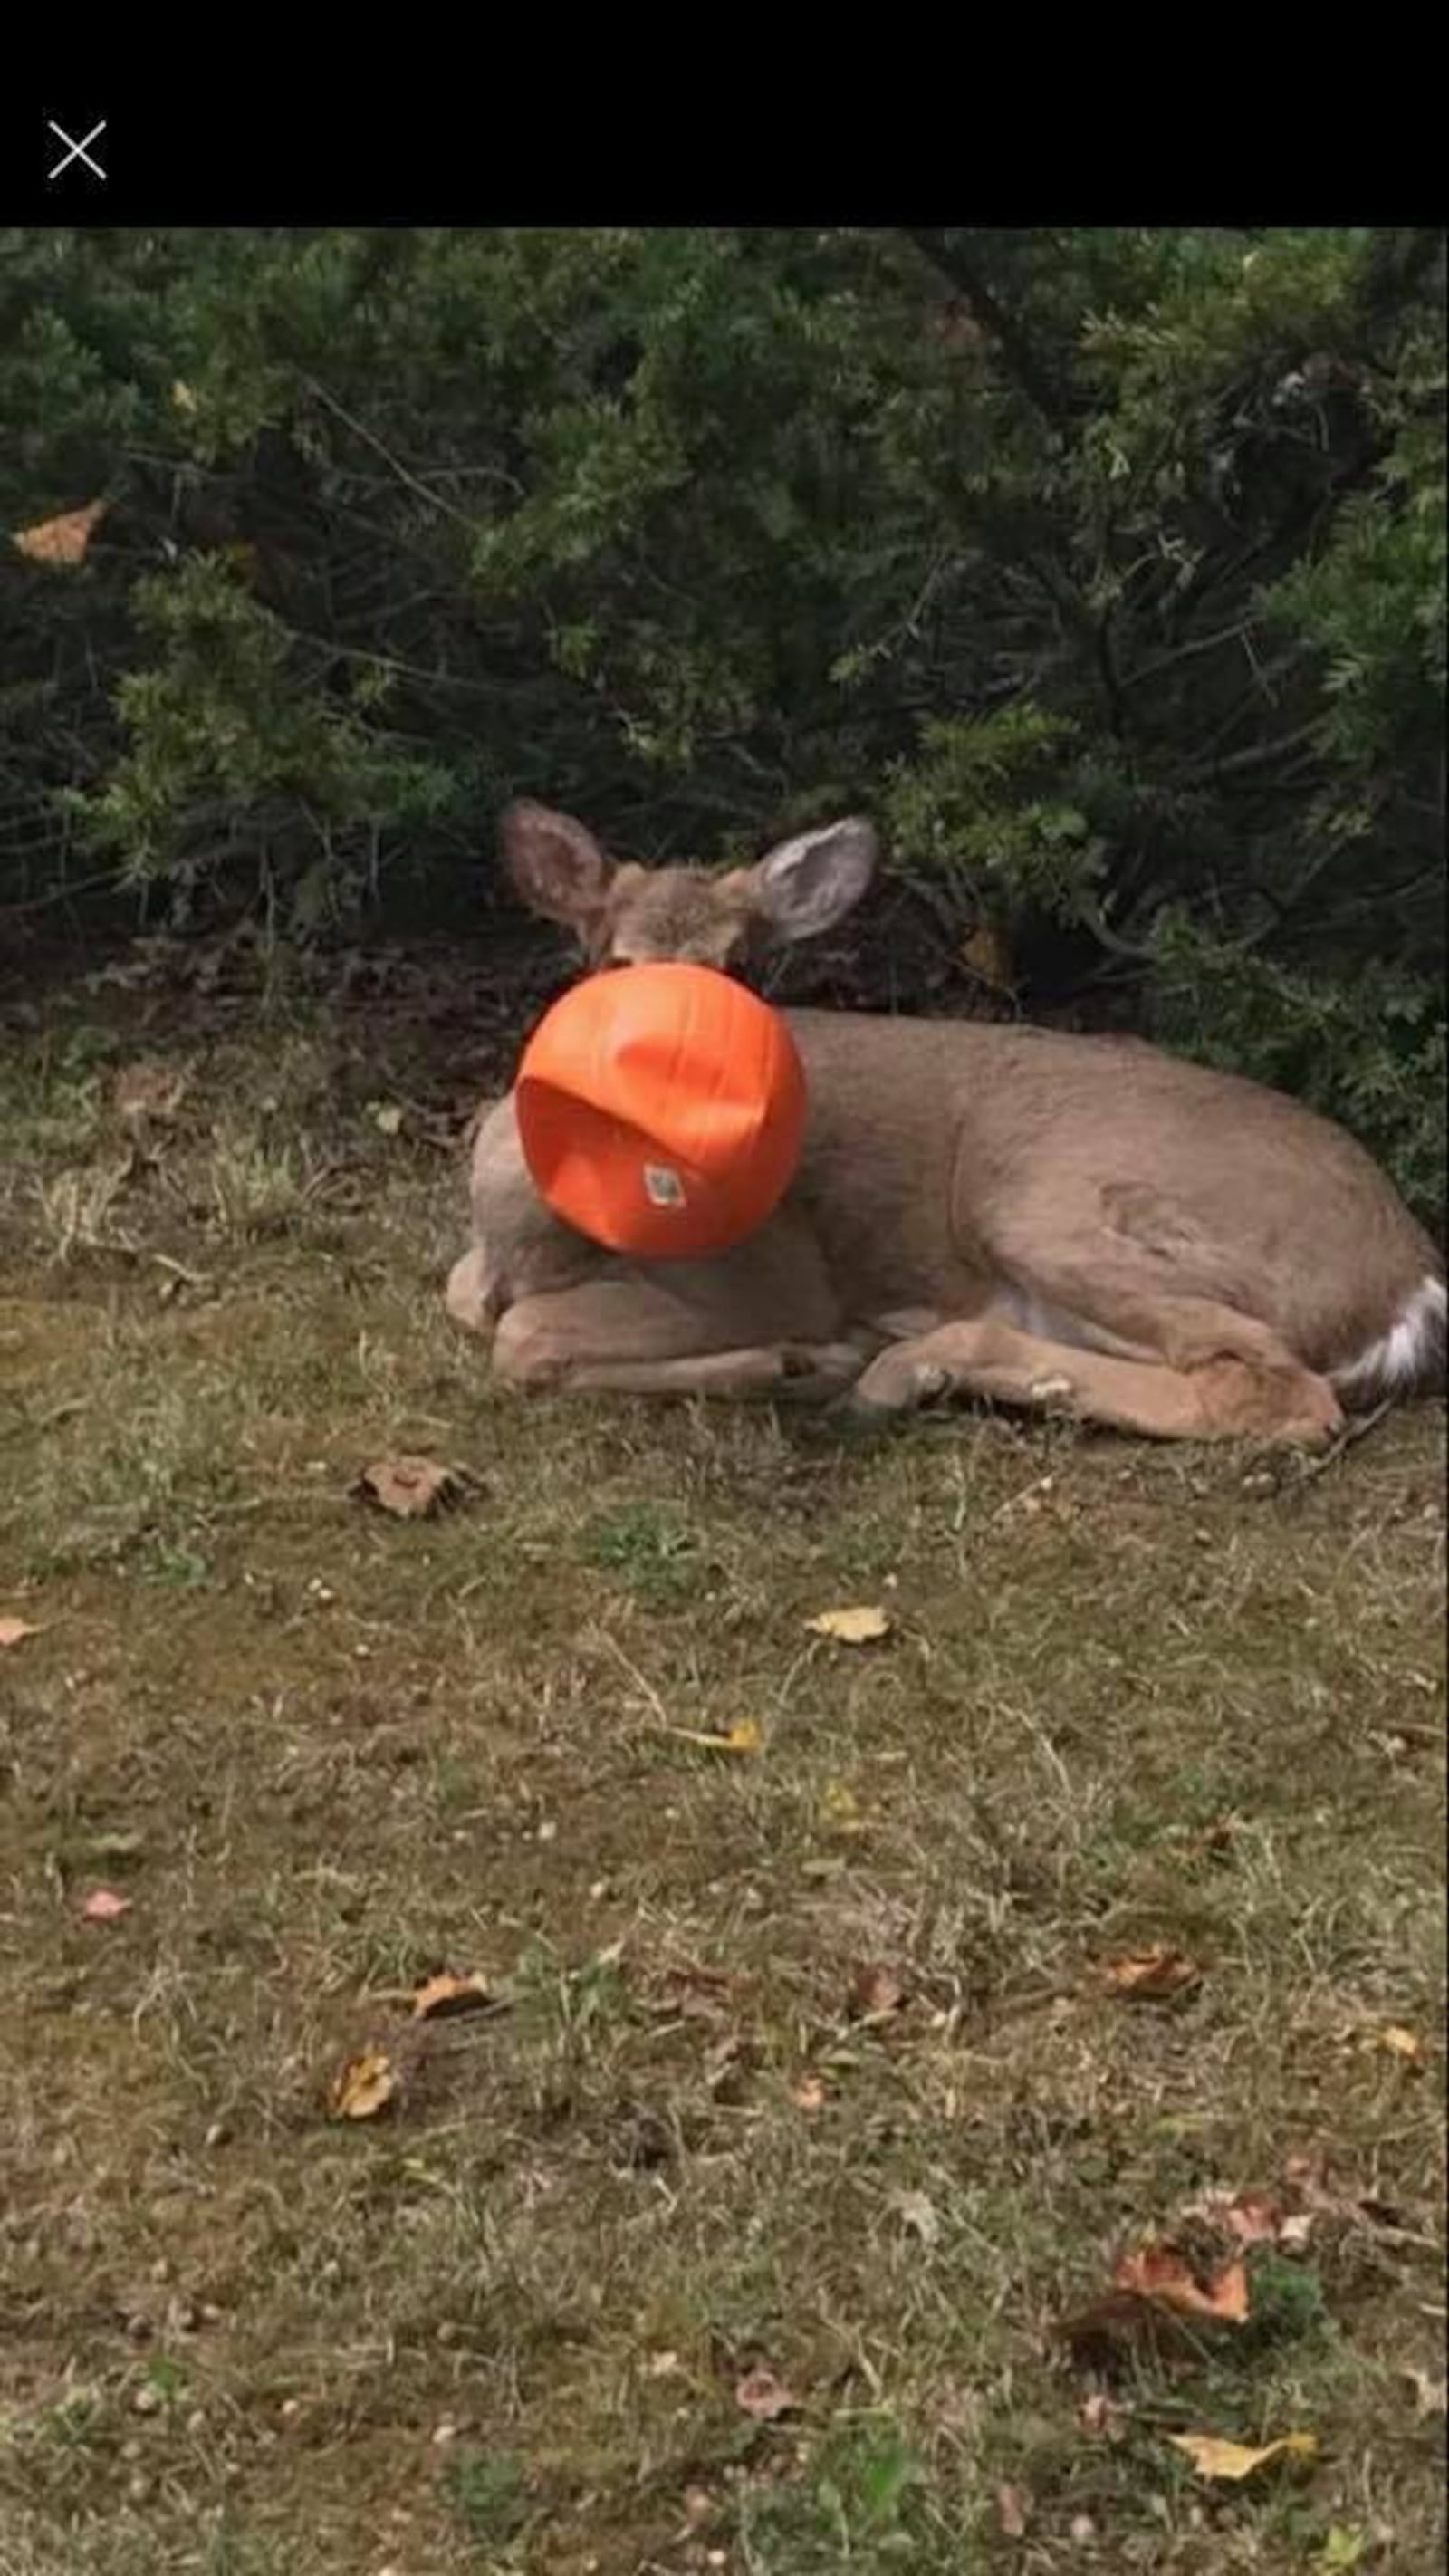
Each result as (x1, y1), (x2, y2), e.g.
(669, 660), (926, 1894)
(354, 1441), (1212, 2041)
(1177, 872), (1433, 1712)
(515, 964), (807, 1258)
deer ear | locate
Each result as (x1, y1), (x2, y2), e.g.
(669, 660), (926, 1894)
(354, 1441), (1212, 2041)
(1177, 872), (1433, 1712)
(500, 802), (616, 928)
(746, 818), (878, 943)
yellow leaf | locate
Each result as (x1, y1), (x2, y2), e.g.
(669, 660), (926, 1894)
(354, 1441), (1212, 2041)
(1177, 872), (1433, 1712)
(0, 1616), (42, 1649)
(667, 1719), (761, 1755)
(805, 1605), (891, 1645)
(1371, 2024), (1425, 2064)
(171, 380), (198, 414)
(14, 499), (107, 566)
(330, 2047), (398, 2121)
(1168, 2430), (1318, 2482)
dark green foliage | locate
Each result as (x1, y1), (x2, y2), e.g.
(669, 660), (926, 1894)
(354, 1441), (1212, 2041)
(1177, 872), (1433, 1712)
(2, 226), (1442, 1211)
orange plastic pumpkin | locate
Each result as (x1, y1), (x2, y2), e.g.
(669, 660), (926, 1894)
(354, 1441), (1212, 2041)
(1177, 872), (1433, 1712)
(515, 963), (808, 1258)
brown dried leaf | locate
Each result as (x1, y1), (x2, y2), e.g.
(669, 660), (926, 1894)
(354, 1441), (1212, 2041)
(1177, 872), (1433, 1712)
(1100, 1946), (1202, 2001)
(0, 1616), (42, 1649)
(80, 1887), (131, 1923)
(330, 2046), (398, 2121)
(410, 1972), (495, 2023)
(734, 2368), (800, 2422)
(14, 498), (107, 566)
(791, 2072), (828, 2114)
(1167, 2429), (1316, 2481)
(848, 1963), (906, 2020)
(1112, 2244), (1249, 2323)
(351, 1455), (468, 1521)
(1062, 2240), (1251, 2362)
(805, 1604), (891, 1646)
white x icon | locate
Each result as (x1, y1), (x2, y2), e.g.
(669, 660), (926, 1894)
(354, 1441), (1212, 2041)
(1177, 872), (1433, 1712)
(47, 118), (107, 181)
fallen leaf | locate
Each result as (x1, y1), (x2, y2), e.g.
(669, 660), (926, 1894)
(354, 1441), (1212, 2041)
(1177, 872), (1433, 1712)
(351, 1456), (468, 1520)
(368, 1100), (406, 1138)
(1167, 2429), (1317, 2482)
(848, 1963), (907, 2020)
(0, 1616), (42, 1648)
(1113, 2244), (1249, 2323)
(734, 2368), (800, 2422)
(410, 1972), (495, 2022)
(804, 1604), (891, 1646)
(1368, 2023), (1425, 2065)
(667, 1718), (762, 1754)
(1061, 2242), (1250, 2360)
(995, 2482), (1030, 2539)
(330, 2047), (398, 2121)
(171, 380), (198, 414)
(79, 1887), (131, 1923)
(819, 1779), (866, 1833)
(1100, 1947), (1202, 2001)
(791, 2072), (828, 2114)
(14, 498), (107, 567)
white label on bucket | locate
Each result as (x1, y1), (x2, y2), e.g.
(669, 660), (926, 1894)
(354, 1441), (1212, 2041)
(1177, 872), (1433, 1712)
(643, 1163), (686, 1209)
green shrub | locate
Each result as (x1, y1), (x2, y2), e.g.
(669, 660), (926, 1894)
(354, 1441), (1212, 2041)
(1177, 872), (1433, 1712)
(3, 226), (1442, 1200)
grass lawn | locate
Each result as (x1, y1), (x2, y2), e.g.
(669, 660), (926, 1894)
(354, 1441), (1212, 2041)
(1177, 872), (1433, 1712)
(1, 956), (1444, 2574)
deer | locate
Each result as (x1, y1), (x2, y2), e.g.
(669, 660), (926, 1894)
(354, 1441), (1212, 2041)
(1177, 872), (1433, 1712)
(446, 801), (1445, 1446)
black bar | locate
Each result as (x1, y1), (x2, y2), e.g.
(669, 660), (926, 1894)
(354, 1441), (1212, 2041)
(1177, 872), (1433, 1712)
(4, 82), (1440, 226)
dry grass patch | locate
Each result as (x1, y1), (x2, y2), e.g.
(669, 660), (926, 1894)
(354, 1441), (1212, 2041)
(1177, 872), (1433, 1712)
(0, 985), (1444, 2573)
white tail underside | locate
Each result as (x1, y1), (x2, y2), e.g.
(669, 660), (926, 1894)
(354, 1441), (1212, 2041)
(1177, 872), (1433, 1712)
(1332, 1273), (1446, 1400)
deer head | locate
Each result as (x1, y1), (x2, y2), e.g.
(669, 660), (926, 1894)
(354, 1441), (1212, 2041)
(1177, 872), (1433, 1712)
(499, 801), (878, 976)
